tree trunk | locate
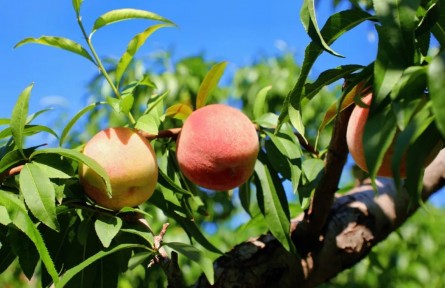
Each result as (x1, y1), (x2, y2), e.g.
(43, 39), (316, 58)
(194, 150), (445, 287)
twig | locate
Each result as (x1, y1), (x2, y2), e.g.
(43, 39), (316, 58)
(293, 105), (354, 253)
(138, 128), (182, 141)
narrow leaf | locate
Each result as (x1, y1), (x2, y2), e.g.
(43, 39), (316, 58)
(428, 50), (445, 137)
(164, 242), (214, 285)
(116, 24), (172, 86)
(59, 102), (105, 146)
(278, 9), (374, 130)
(304, 65), (363, 100)
(30, 148), (112, 197)
(92, 9), (175, 33)
(11, 83), (33, 155)
(254, 156), (295, 254)
(165, 103), (193, 120)
(253, 85), (272, 120)
(56, 243), (147, 288)
(0, 189), (59, 284)
(196, 62), (227, 109)
(301, 0), (343, 57)
(72, 0), (83, 16)
(15, 36), (94, 63)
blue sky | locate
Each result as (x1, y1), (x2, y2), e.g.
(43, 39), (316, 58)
(2, 1), (443, 205)
(0, 0), (377, 118)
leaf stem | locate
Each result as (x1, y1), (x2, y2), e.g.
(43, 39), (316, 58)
(76, 15), (136, 125)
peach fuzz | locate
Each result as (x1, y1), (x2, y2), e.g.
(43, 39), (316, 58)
(79, 127), (158, 210)
(176, 104), (259, 191)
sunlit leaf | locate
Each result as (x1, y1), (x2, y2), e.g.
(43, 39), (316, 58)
(95, 215), (123, 248)
(116, 24), (173, 86)
(304, 65), (363, 100)
(254, 153), (295, 254)
(92, 9), (175, 33)
(15, 36), (94, 63)
(196, 61), (227, 109)
(59, 102), (105, 147)
(135, 114), (159, 135)
(19, 163), (59, 231)
(278, 9), (374, 131)
(0, 189), (59, 284)
(11, 84), (33, 155)
(30, 148), (112, 197)
(164, 242), (215, 285)
(301, 0), (343, 57)
(71, 0), (83, 16)
(165, 103), (193, 120)
(253, 85), (272, 120)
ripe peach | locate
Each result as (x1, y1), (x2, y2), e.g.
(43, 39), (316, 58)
(176, 104), (259, 190)
(346, 93), (401, 177)
(79, 127), (158, 210)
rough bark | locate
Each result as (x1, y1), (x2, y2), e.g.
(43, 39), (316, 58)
(194, 150), (445, 288)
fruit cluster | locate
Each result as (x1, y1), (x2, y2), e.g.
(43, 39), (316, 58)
(79, 104), (259, 211)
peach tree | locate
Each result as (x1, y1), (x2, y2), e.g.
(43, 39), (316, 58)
(1, 0), (445, 287)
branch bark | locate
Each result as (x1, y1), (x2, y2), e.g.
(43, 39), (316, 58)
(194, 150), (445, 288)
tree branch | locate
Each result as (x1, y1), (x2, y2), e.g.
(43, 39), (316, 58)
(294, 106), (353, 253)
(195, 150), (445, 288)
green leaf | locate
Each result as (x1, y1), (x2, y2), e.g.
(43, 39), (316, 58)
(72, 0), (83, 16)
(165, 103), (193, 120)
(107, 93), (134, 115)
(23, 125), (59, 139)
(8, 228), (39, 280)
(94, 215), (123, 248)
(56, 243), (147, 288)
(428, 50), (445, 138)
(301, 0), (343, 57)
(59, 102), (105, 147)
(157, 168), (193, 196)
(278, 9), (374, 131)
(253, 85), (272, 120)
(163, 242), (215, 285)
(0, 189), (59, 284)
(19, 163), (59, 231)
(32, 153), (74, 179)
(0, 118), (9, 126)
(26, 108), (53, 124)
(254, 154), (295, 254)
(116, 24), (172, 86)
(30, 148), (112, 197)
(391, 104), (434, 188)
(304, 65), (363, 100)
(363, 105), (398, 180)
(405, 125), (442, 202)
(196, 61), (228, 109)
(11, 83), (33, 156)
(135, 114), (159, 135)
(15, 36), (94, 63)
(239, 180), (252, 216)
(92, 9), (175, 33)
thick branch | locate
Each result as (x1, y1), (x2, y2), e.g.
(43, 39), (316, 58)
(195, 150), (445, 288)
(294, 106), (353, 252)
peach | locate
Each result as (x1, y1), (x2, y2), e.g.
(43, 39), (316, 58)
(79, 127), (158, 210)
(346, 93), (402, 177)
(176, 104), (259, 190)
